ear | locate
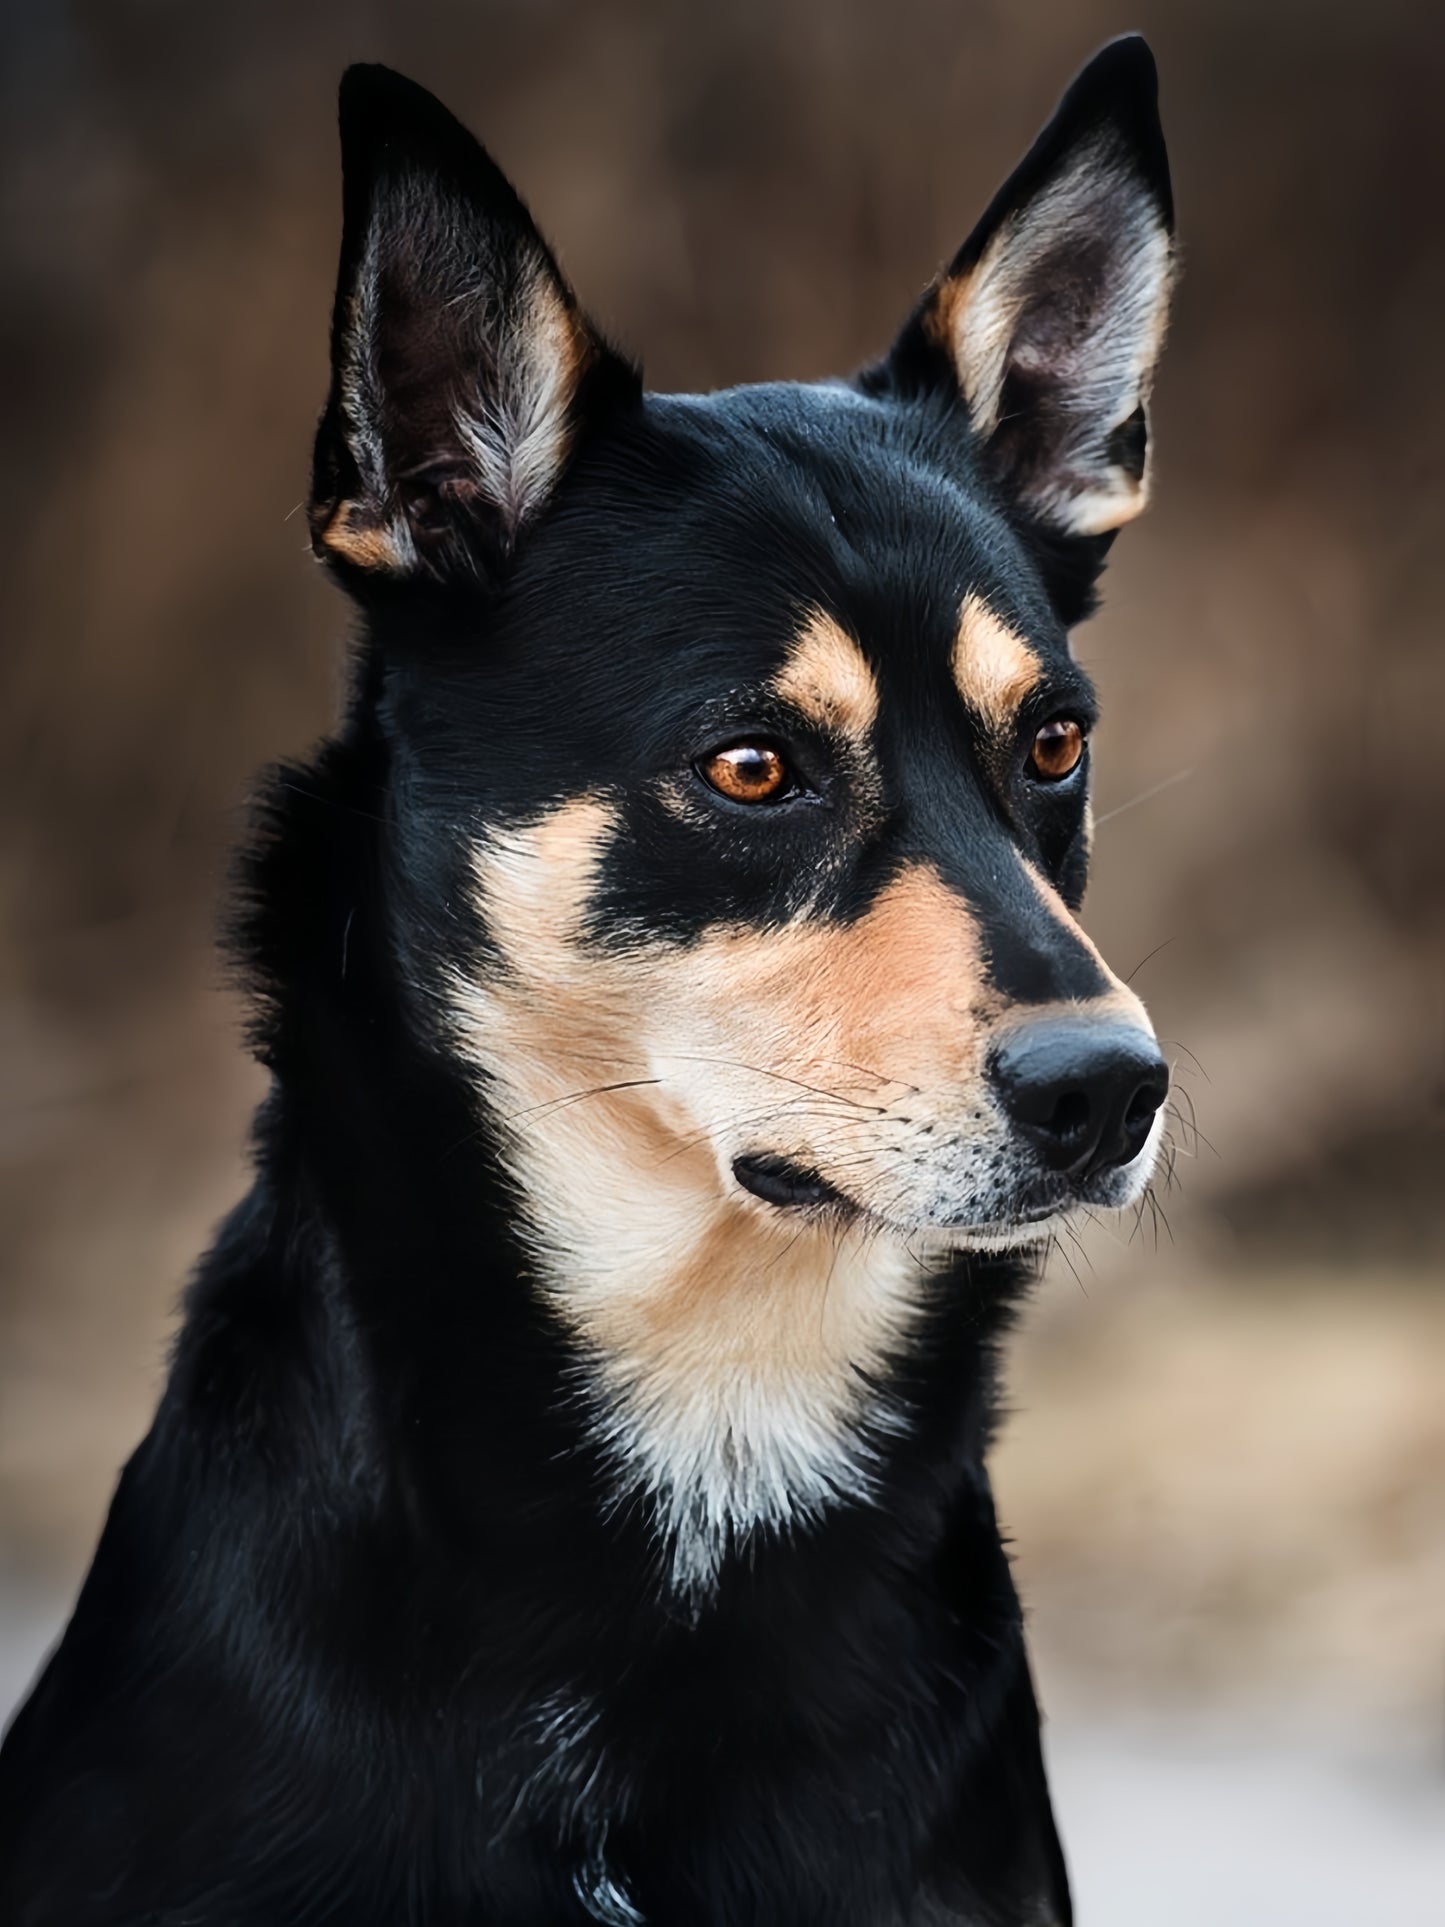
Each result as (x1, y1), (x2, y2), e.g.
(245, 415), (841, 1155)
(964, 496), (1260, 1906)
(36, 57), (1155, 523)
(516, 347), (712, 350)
(309, 66), (638, 581)
(879, 37), (1175, 608)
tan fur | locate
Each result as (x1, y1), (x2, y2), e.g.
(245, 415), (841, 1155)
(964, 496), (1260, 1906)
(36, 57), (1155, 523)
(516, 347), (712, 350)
(315, 500), (415, 573)
(952, 592), (1042, 735)
(773, 611), (879, 741)
(922, 265), (984, 389)
(447, 798), (1160, 1588)
(454, 270), (594, 540)
(447, 804), (1024, 1585)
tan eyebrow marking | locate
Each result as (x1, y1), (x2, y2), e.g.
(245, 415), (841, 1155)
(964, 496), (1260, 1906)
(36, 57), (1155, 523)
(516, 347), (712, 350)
(773, 610), (879, 740)
(952, 591), (1042, 735)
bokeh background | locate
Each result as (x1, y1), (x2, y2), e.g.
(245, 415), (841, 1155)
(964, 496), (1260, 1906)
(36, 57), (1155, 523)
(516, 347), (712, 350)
(2, 2), (1442, 1916)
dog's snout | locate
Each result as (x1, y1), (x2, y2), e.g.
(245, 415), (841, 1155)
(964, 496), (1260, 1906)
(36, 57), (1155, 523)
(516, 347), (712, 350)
(991, 1018), (1168, 1177)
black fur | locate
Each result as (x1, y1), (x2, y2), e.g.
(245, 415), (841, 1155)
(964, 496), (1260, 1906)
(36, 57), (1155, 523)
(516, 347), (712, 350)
(0, 40), (1174, 1926)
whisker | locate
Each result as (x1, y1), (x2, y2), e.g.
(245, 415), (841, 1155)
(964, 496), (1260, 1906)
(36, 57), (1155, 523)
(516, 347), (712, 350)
(1160, 1037), (1212, 1083)
(1077, 1206), (1128, 1251)
(1151, 1190), (1176, 1245)
(1166, 1085), (1218, 1159)
(1062, 1218), (1095, 1276)
(501, 1078), (663, 1124)
(1124, 935), (1176, 985)
(805, 1058), (922, 1099)
(662, 1055), (889, 1112)
(1162, 1137), (1183, 1195)
(1050, 1232), (1085, 1292)
(1163, 1102), (1200, 1160)
(650, 1106), (885, 1169)
(1092, 764), (1196, 827)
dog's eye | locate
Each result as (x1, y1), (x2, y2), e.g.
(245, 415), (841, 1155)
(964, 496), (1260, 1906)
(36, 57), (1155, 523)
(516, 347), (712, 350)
(697, 741), (794, 805)
(1028, 719), (1086, 782)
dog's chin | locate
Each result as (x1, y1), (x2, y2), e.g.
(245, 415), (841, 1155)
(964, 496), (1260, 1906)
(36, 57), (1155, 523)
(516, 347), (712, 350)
(919, 1209), (1073, 1254)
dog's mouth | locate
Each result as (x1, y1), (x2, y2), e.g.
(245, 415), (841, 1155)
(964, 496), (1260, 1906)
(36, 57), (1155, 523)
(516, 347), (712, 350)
(731, 1153), (852, 1214)
(731, 1153), (1063, 1238)
(732, 1144), (1156, 1245)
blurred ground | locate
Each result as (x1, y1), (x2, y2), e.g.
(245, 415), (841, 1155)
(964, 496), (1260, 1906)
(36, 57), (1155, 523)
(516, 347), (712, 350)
(1, 0), (1442, 1912)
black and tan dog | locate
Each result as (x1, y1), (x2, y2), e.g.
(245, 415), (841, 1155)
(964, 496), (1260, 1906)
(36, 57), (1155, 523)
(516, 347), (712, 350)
(0, 37), (1176, 1926)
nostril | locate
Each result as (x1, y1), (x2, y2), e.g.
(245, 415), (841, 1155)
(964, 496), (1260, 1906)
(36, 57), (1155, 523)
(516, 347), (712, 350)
(1124, 1074), (1167, 1136)
(1124, 1093), (1152, 1133)
(1041, 1087), (1091, 1147)
(1117, 1065), (1169, 1161)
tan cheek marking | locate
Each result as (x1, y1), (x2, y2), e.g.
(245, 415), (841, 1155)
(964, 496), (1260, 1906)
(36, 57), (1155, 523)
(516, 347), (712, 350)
(463, 816), (928, 1483)
(470, 845), (998, 1227)
(469, 835), (996, 1234)
(454, 843), (1009, 1580)
(576, 869), (996, 1391)
(772, 611), (879, 741)
(473, 796), (616, 971)
(784, 864), (993, 1066)
(668, 863), (999, 1115)
(952, 591), (1042, 737)
(461, 796), (661, 1134)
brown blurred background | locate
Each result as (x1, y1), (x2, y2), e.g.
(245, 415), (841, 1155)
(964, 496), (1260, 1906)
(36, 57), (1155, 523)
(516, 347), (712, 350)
(2, 2), (1442, 1914)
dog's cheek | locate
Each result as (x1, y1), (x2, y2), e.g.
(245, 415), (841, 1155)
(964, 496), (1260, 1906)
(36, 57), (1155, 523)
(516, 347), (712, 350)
(653, 867), (1010, 1199)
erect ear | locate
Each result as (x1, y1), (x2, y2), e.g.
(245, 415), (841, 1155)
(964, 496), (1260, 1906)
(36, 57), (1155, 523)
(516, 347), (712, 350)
(879, 37), (1175, 611)
(309, 65), (637, 581)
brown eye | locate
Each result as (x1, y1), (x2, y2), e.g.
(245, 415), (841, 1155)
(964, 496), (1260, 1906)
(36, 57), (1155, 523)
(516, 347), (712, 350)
(698, 741), (793, 804)
(1029, 718), (1086, 782)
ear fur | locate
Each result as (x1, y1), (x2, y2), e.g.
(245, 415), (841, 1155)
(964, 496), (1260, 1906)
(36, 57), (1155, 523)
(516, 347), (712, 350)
(309, 66), (637, 581)
(880, 36), (1175, 608)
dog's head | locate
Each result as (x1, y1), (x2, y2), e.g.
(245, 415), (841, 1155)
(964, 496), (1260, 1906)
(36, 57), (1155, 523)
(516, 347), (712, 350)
(304, 44), (1175, 1570)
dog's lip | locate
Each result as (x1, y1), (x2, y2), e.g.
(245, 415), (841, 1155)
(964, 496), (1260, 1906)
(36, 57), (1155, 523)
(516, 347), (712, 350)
(731, 1154), (1071, 1237)
(730, 1159), (1129, 1242)
(731, 1153), (852, 1213)
(1009, 1198), (1065, 1225)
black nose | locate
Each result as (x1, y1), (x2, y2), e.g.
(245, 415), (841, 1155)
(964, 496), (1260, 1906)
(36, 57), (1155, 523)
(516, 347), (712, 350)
(991, 1018), (1168, 1177)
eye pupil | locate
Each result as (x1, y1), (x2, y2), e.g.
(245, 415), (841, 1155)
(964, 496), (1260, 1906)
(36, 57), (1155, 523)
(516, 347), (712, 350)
(699, 741), (791, 804)
(1029, 718), (1085, 781)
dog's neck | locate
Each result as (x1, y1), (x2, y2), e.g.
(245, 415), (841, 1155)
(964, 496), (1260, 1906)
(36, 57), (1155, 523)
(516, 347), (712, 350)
(481, 1131), (931, 1597)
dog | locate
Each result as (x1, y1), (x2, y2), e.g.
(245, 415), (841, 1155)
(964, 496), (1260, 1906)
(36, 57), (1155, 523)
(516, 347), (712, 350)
(0, 36), (1175, 1926)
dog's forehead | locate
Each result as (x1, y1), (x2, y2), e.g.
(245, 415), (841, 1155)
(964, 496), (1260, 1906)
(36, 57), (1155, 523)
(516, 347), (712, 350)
(542, 380), (1073, 695)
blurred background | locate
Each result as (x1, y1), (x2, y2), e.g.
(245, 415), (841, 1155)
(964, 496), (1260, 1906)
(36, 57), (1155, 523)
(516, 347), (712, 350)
(1, 1), (1441, 1916)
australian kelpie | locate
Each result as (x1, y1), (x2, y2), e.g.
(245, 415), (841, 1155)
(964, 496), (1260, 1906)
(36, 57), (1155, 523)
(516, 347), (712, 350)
(0, 36), (1176, 1925)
